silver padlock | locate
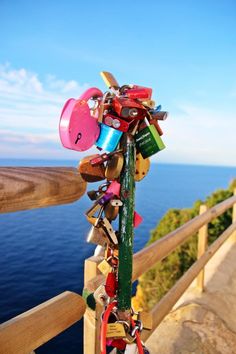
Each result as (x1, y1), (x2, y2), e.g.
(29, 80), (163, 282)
(87, 225), (108, 246)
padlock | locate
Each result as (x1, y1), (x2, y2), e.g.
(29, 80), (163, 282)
(98, 192), (114, 206)
(85, 203), (102, 218)
(93, 284), (108, 305)
(100, 71), (120, 89)
(101, 218), (118, 245)
(105, 153), (124, 181)
(104, 114), (132, 133)
(59, 87), (102, 151)
(139, 114), (163, 136)
(96, 123), (123, 152)
(105, 272), (117, 297)
(106, 323), (126, 338)
(90, 149), (123, 166)
(97, 91), (112, 123)
(124, 85), (152, 100)
(87, 189), (100, 201)
(139, 99), (156, 109)
(135, 153), (150, 182)
(113, 97), (147, 121)
(150, 110), (168, 121)
(104, 201), (119, 221)
(86, 225), (108, 246)
(135, 118), (165, 159)
(98, 259), (113, 276)
(86, 183), (115, 217)
(78, 154), (105, 182)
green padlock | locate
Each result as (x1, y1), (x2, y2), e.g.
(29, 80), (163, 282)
(135, 118), (165, 158)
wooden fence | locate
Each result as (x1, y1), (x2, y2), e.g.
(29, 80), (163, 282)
(0, 167), (235, 353)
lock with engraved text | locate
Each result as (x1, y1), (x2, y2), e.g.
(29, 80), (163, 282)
(59, 87), (103, 151)
(135, 118), (165, 159)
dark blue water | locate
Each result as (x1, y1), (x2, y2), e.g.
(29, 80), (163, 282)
(0, 159), (235, 353)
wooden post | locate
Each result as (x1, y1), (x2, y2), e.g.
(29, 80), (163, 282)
(83, 255), (103, 354)
(196, 205), (208, 291)
(228, 189), (236, 243)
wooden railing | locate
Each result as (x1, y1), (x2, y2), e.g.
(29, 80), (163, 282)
(0, 292), (86, 354)
(84, 190), (236, 352)
(0, 167), (236, 353)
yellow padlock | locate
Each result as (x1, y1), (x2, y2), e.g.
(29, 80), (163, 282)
(135, 153), (150, 182)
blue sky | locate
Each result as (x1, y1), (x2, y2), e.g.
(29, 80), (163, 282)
(0, 0), (235, 165)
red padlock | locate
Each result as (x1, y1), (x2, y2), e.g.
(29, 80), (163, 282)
(103, 113), (132, 132)
(124, 85), (152, 100)
(112, 97), (147, 121)
(105, 272), (117, 297)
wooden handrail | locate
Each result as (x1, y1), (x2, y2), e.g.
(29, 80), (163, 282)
(85, 194), (236, 292)
(133, 194), (236, 280)
(141, 221), (236, 341)
(0, 167), (87, 213)
(0, 291), (86, 354)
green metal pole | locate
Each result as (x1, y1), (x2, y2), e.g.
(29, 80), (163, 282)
(118, 133), (136, 311)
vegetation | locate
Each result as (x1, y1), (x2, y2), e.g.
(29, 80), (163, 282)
(133, 179), (236, 311)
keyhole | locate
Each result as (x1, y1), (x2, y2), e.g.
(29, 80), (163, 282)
(75, 132), (82, 144)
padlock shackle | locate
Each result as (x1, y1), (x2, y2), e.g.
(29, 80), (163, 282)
(100, 301), (117, 354)
(79, 87), (103, 101)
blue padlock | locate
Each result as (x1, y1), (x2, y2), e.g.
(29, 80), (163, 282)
(96, 123), (123, 152)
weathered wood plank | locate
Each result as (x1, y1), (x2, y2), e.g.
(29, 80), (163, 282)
(0, 167), (87, 213)
(0, 291), (86, 354)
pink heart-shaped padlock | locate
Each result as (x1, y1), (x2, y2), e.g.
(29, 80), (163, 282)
(59, 87), (103, 152)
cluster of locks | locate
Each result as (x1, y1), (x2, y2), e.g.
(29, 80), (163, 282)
(59, 72), (168, 354)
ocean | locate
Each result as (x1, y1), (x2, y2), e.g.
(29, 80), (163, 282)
(0, 159), (236, 353)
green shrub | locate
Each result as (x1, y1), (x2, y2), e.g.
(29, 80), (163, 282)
(135, 180), (235, 311)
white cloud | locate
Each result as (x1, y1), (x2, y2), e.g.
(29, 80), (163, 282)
(0, 63), (90, 159)
(0, 63), (235, 166)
